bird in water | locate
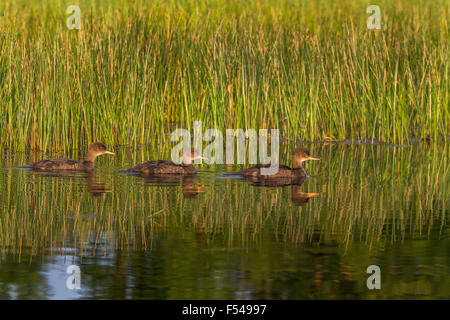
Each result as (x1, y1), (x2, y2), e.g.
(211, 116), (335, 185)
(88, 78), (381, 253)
(25, 142), (115, 171)
(240, 171), (319, 206)
(125, 148), (205, 175)
(238, 147), (319, 179)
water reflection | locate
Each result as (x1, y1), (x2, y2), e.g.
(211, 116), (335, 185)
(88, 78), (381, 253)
(24, 171), (110, 197)
(130, 173), (204, 199)
(240, 174), (319, 206)
(240, 174), (307, 187)
(291, 185), (319, 207)
(0, 142), (448, 299)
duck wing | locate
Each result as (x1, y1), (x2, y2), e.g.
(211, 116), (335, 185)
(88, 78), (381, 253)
(238, 164), (292, 177)
(31, 159), (82, 171)
(128, 160), (185, 174)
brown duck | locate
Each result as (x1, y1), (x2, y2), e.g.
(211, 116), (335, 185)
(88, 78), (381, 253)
(27, 142), (115, 171)
(125, 148), (205, 175)
(238, 147), (319, 179)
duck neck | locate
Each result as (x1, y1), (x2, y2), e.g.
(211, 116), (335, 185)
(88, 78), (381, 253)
(292, 158), (304, 169)
(82, 160), (95, 171)
(85, 150), (98, 164)
(182, 155), (193, 165)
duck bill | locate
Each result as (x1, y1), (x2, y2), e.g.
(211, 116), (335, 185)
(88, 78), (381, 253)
(193, 156), (207, 161)
(303, 192), (320, 198)
(307, 156), (320, 161)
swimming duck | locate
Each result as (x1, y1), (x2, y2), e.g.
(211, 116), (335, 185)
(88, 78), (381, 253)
(238, 147), (319, 179)
(27, 142), (115, 171)
(126, 148), (205, 175)
(240, 171), (319, 206)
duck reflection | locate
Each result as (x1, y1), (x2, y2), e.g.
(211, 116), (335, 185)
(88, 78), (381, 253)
(85, 172), (110, 197)
(241, 175), (319, 207)
(181, 176), (205, 198)
(130, 174), (204, 199)
(290, 185), (319, 207)
(27, 171), (110, 197)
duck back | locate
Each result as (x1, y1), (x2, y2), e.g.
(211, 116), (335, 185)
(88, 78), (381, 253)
(238, 164), (305, 178)
(128, 160), (197, 175)
(31, 159), (89, 171)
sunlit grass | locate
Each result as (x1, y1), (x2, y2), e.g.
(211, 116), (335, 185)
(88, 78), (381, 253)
(0, 0), (448, 151)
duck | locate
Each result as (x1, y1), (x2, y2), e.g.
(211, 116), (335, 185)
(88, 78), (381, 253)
(238, 147), (319, 179)
(26, 142), (115, 171)
(240, 170), (319, 206)
(125, 148), (205, 175)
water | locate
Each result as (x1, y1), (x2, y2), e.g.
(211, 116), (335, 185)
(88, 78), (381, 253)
(0, 143), (448, 299)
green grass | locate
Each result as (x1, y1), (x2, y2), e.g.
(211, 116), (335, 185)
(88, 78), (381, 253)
(0, 0), (448, 151)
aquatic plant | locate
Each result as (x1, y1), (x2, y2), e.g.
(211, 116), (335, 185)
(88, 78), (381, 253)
(0, 0), (448, 151)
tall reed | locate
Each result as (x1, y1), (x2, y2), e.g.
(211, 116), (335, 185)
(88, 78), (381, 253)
(0, 0), (448, 151)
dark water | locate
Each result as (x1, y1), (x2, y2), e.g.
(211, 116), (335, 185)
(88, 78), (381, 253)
(0, 143), (448, 299)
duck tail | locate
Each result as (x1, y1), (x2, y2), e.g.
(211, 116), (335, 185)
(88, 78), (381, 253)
(118, 169), (138, 174)
(16, 165), (33, 170)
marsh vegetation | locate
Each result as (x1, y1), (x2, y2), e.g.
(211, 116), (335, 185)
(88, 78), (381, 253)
(0, 0), (448, 151)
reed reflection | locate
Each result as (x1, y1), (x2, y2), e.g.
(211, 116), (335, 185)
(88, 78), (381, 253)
(240, 175), (319, 206)
(130, 173), (204, 199)
(0, 143), (446, 261)
(25, 171), (110, 197)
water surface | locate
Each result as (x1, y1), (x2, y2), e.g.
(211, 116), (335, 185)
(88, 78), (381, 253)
(0, 143), (448, 299)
